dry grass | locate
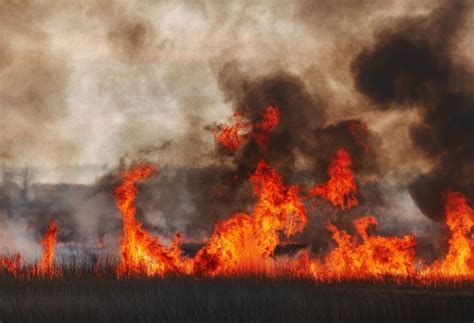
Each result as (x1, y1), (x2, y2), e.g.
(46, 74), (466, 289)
(0, 269), (473, 323)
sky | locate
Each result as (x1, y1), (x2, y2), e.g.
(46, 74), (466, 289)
(1, 0), (473, 184)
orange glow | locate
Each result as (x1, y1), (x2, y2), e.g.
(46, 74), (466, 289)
(192, 213), (256, 276)
(35, 219), (58, 277)
(115, 163), (191, 277)
(1, 158), (473, 284)
(310, 216), (416, 279)
(254, 105), (280, 149)
(422, 191), (474, 278)
(216, 113), (251, 151)
(309, 148), (358, 209)
(193, 160), (306, 276)
(216, 106), (280, 151)
(250, 159), (307, 253)
(0, 254), (21, 276)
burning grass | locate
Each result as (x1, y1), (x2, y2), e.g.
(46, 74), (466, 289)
(1, 105), (474, 321)
(2, 153), (474, 282)
(103, 157), (474, 281)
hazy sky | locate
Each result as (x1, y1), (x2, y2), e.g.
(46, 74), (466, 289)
(1, 0), (472, 183)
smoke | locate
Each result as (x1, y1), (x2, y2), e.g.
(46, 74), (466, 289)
(0, 1), (78, 167)
(0, 210), (40, 260)
(1, 0), (472, 254)
(351, 1), (474, 221)
(2, 0), (435, 172)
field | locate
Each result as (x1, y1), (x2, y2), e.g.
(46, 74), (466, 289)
(0, 272), (473, 323)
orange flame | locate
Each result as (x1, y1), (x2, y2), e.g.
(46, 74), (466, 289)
(311, 216), (416, 279)
(309, 148), (358, 209)
(0, 254), (21, 277)
(193, 160), (306, 276)
(251, 159), (307, 254)
(36, 219), (58, 276)
(423, 191), (474, 278)
(115, 163), (191, 277)
(254, 105), (280, 149)
(216, 113), (251, 151)
(192, 213), (256, 276)
(1, 150), (473, 284)
(216, 106), (280, 151)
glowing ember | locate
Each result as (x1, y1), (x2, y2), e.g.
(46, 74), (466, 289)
(423, 191), (474, 278)
(115, 163), (191, 277)
(309, 148), (358, 209)
(193, 160), (307, 276)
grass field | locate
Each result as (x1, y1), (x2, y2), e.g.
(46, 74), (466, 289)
(0, 273), (473, 323)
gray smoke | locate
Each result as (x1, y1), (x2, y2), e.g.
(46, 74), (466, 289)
(1, 0), (472, 257)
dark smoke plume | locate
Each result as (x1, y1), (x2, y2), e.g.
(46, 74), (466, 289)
(352, 1), (474, 221)
(210, 62), (386, 250)
(217, 62), (380, 180)
(3, 0), (471, 256)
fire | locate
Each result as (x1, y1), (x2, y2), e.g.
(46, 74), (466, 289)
(34, 219), (58, 276)
(1, 132), (473, 283)
(309, 148), (358, 209)
(253, 105), (280, 149)
(193, 160), (306, 276)
(250, 159), (307, 254)
(115, 163), (191, 277)
(216, 106), (280, 151)
(0, 254), (21, 276)
(312, 216), (416, 279)
(192, 213), (256, 276)
(1, 219), (59, 278)
(216, 113), (251, 151)
(423, 192), (474, 278)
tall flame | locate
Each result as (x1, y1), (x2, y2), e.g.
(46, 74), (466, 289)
(36, 219), (58, 276)
(115, 163), (191, 277)
(251, 159), (307, 254)
(193, 160), (306, 276)
(309, 148), (358, 209)
(1, 149), (473, 283)
(423, 191), (474, 277)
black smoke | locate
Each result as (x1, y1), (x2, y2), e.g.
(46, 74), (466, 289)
(217, 62), (380, 181)
(210, 62), (385, 250)
(351, 1), (474, 221)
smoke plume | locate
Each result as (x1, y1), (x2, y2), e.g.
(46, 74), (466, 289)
(352, 1), (474, 221)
